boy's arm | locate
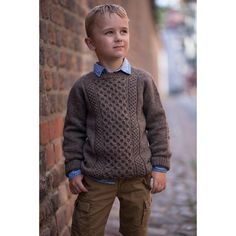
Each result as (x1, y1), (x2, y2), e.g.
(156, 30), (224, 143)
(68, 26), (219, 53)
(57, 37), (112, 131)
(143, 76), (171, 170)
(63, 80), (87, 176)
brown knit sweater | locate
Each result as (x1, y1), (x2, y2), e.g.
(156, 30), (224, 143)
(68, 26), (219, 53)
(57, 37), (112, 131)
(63, 67), (171, 179)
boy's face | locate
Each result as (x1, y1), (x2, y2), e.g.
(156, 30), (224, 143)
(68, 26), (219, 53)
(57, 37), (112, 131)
(86, 13), (129, 62)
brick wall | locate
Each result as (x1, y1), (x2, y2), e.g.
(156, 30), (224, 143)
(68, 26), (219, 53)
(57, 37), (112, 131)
(40, 1), (159, 235)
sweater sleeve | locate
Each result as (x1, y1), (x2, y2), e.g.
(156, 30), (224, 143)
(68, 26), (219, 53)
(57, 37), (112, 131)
(143, 75), (171, 170)
(63, 79), (87, 175)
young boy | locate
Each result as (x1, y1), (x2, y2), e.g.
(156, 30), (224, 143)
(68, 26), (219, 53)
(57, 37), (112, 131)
(63, 4), (171, 236)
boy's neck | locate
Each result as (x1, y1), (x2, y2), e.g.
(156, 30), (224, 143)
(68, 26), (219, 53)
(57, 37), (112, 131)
(98, 57), (124, 73)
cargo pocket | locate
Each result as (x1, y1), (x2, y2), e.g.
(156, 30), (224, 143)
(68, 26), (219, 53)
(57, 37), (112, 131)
(142, 200), (151, 226)
(72, 201), (91, 236)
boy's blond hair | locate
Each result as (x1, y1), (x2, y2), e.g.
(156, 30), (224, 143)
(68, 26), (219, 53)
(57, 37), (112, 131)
(85, 4), (129, 37)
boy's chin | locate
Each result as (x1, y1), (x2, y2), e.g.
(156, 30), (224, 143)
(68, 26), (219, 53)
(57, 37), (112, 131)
(97, 53), (127, 61)
(104, 55), (126, 61)
(112, 53), (127, 59)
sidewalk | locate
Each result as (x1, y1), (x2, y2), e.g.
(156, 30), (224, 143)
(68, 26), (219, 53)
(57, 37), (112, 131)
(105, 94), (197, 236)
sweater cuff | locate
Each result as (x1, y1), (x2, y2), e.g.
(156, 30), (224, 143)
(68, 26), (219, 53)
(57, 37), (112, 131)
(65, 159), (82, 176)
(67, 169), (82, 180)
(151, 156), (170, 170)
(152, 165), (168, 173)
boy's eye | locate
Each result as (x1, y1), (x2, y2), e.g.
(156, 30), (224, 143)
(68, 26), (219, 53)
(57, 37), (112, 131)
(121, 29), (128, 34)
(105, 31), (113, 35)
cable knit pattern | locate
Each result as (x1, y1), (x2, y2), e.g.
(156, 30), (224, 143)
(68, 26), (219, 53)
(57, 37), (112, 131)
(63, 67), (171, 179)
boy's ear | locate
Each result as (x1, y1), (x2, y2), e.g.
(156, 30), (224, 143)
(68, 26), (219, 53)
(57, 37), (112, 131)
(85, 38), (96, 51)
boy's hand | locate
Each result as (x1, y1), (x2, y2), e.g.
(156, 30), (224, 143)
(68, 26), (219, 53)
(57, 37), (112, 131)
(151, 171), (166, 194)
(69, 175), (88, 194)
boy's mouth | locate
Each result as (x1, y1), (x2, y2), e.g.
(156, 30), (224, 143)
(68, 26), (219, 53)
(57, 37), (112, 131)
(113, 46), (124, 49)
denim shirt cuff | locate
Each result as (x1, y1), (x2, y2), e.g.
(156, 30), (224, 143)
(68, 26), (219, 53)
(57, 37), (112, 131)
(67, 169), (82, 180)
(152, 165), (168, 173)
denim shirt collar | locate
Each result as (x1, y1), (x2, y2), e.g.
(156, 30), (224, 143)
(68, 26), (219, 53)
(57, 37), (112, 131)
(93, 58), (131, 77)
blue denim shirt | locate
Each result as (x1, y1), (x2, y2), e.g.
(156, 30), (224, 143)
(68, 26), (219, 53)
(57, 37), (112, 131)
(68, 58), (168, 183)
(93, 57), (131, 77)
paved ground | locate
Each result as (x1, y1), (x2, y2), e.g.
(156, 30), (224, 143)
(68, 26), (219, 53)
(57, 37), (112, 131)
(105, 94), (197, 236)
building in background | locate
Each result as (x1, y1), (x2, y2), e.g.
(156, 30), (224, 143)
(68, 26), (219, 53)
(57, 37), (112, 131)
(156, 0), (196, 95)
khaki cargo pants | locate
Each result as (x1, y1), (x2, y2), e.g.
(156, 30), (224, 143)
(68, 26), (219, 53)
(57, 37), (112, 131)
(71, 175), (152, 236)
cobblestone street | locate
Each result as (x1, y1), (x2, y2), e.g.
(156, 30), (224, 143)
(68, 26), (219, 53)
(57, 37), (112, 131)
(105, 94), (197, 236)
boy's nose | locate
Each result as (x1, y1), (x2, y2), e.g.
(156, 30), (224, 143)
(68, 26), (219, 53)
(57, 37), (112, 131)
(114, 32), (122, 41)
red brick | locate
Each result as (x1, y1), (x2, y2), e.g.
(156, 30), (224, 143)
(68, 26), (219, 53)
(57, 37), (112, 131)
(74, 18), (81, 34)
(77, 18), (86, 35)
(58, 73), (65, 90)
(40, 148), (47, 176)
(46, 171), (54, 191)
(52, 72), (59, 90)
(40, 198), (54, 227)
(67, 0), (76, 13)
(48, 23), (57, 45)
(79, 36), (87, 53)
(52, 0), (59, 4)
(45, 48), (53, 68)
(61, 226), (70, 236)
(65, 180), (72, 199)
(40, 20), (48, 42)
(48, 116), (64, 141)
(57, 93), (68, 112)
(77, 55), (82, 71)
(40, 176), (47, 202)
(54, 139), (63, 162)
(51, 191), (59, 213)
(58, 182), (68, 207)
(40, 0), (50, 20)
(76, 2), (88, 18)
(45, 143), (56, 170)
(59, 52), (67, 68)
(55, 116), (64, 138)
(65, 200), (75, 225)
(45, 47), (58, 68)
(57, 94), (64, 112)
(64, 13), (77, 32)
(47, 161), (65, 189)
(66, 55), (75, 71)
(48, 120), (55, 141)
(40, 47), (45, 65)
(40, 121), (50, 145)
(69, 35), (80, 51)
(56, 28), (62, 47)
(49, 93), (57, 114)
(44, 70), (53, 91)
(69, 54), (77, 71)
(65, 56), (71, 71)
(56, 205), (67, 234)
(61, 30), (70, 47)
(40, 226), (50, 236)
(51, 5), (64, 26)
(40, 93), (50, 116)
(40, 68), (45, 92)
(50, 217), (58, 236)
(59, 0), (68, 8)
